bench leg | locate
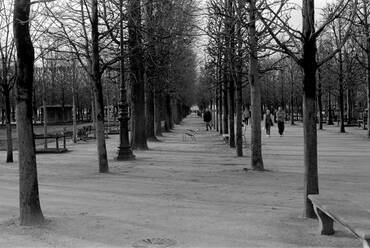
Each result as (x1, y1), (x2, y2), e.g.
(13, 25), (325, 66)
(314, 206), (335, 235)
(363, 239), (370, 248)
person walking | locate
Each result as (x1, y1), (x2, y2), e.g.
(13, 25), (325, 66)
(242, 107), (250, 126)
(203, 108), (212, 131)
(276, 106), (286, 136)
(264, 109), (273, 137)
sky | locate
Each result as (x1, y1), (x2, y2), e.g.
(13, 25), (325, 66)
(195, 0), (337, 67)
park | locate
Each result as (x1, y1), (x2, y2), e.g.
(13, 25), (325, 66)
(1, 0), (370, 247)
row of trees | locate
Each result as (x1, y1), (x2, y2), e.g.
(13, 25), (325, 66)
(199, 0), (364, 218)
(4, 0), (198, 225)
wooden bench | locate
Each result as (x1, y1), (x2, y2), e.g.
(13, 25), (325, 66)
(308, 195), (370, 248)
(34, 130), (72, 153)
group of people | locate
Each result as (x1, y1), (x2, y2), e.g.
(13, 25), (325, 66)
(263, 107), (286, 137)
(202, 106), (286, 137)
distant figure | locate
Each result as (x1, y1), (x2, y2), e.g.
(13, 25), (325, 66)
(276, 107), (286, 136)
(242, 107), (250, 126)
(203, 109), (212, 131)
(264, 109), (273, 137)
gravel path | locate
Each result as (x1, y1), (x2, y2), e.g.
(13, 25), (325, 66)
(0, 114), (368, 247)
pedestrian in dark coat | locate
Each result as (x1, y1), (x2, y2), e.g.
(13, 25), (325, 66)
(276, 107), (286, 136)
(203, 109), (212, 131)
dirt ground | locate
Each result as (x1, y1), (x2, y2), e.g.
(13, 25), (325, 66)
(0, 114), (369, 248)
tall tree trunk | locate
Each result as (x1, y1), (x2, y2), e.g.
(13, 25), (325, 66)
(164, 94), (173, 131)
(223, 69), (229, 135)
(41, 53), (48, 149)
(144, 0), (158, 141)
(226, 0), (235, 147)
(218, 54), (223, 134)
(128, 0), (148, 150)
(72, 59), (77, 143)
(154, 90), (163, 136)
(146, 88), (157, 140)
(327, 90), (333, 125)
(338, 50), (345, 133)
(367, 22), (370, 137)
(219, 82), (223, 134)
(235, 0), (244, 157)
(4, 87), (14, 162)
(302, 0), (319, 218)
(92, 0), (109, 172)
(249, 0), (264, 170)
(14, 0), (44, 225)
(290, 64), (295, 125)
(317, 68), (323, 130)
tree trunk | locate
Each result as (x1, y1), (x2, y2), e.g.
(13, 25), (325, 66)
(146, 87), (157, 140)
(14, 0), (44, 225)
(41, 53), (48, 149)
(4, 87), (14, 162)
(129, 0), (148, 150)
(235, 0), (244, 157)
(317, 68), (323, 130)
(218, 83), (223, 134)
(154, 90), (163, 136)
(249, 0), (264, 170)
(72, 59), (77, 143)
(367, 30), (370, 137)
(327, 90), (333, 125)
(226, 0), (235, 148)
(164, 94), (173, 131)
(144, 0), (157, 141)
(92, 0), (109, 172)
(223, 70), (229, 135)
(290, 67), (295, 125)
(338, 50), (345, 133)
(302, 0), (319, 218)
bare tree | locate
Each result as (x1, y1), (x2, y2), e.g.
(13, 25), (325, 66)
(0, 0), (16, 163)
(14, 0), (44, 225)
(259, 0), (357, 217)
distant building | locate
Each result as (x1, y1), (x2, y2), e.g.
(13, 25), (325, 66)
(40, 105), (73, 124)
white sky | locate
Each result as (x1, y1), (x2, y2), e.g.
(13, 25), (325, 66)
(195, 0), (337, 65)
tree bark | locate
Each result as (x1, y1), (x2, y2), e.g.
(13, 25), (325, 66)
(144, 0), (158, 141)
(290, 63), (295, 125)
(4, 87), (14, 162)
(338, 49), (345, 133)
(223, 68), (229, 135)
(317, 68), (323, 130)
(302, 0), (319, 218)
(128, 0), (148, 150)
(72, 59), (77, 143)
(249, 0), (264, 170)
(219, 82), (223, 134)
(14, 0), (44, 225)
(235, 0), (244, 157)
(367, 21), (370, 137)
(327, 90), (333, 125)
(154, 90), (163, 136)
(92, 0), (109, 172)
(226, 0), (235, 148)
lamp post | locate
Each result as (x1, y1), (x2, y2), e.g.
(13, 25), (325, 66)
(117, 0), (135, 160)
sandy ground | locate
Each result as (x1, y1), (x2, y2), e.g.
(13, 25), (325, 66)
(0, 114), (369, 248)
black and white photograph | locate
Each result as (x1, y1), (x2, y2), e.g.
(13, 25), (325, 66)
(0, 0), (369, 247)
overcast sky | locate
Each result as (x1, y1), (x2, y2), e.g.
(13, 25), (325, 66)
(195, 0), (337, 66)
